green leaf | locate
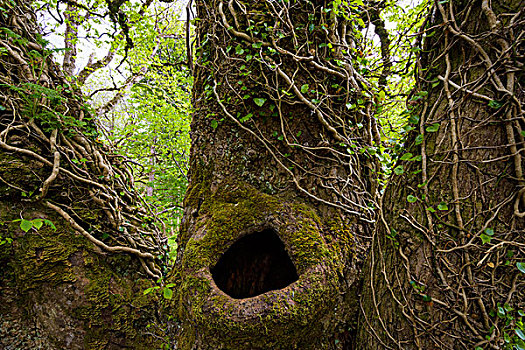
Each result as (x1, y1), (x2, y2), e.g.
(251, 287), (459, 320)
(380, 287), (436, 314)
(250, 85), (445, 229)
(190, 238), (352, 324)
(239, 113), (253, 123)
(484, 227), (494, 236)
(497, 306), (506, 317)
(437, 202), (448, 211)
(488, 100), (503, 109)
(235, 44), (244, 55)
(517, 262), (525, 274)
(407, 195), (417, 203)
(163, 287), (173, 300)
(300, 84), (309, 93)
(44, 219), (56, 231)
(408, 115), (419, 124)
(400, 153), (413, 161)
(143, 287), (154, 295)
(415, 134), (424, 145)
(20, 219), (33, 232)
(426, 207), (436, 213)
(480, 234), (492, 244)
(425, 123), (440, 133)
(32, 219), (43, 230)
(211, 120), (218, 129)
(253, 98), (266, 107)
(393, 165), (404, 175)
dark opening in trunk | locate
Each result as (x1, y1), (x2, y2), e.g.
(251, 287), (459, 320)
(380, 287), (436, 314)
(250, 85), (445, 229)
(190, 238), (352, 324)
(211, 229), (299, 299)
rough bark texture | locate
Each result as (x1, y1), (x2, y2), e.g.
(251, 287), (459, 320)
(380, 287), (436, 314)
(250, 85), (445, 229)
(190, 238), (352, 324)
(172, 0), (379, 349)
(0, 2), (168, 348)
(358, 1), (525, 348)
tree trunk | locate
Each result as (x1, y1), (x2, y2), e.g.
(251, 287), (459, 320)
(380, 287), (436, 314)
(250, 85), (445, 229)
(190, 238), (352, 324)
(0, 2), (169, 348)
(172, 0), (379, 348)
(357, 1), (525, 348)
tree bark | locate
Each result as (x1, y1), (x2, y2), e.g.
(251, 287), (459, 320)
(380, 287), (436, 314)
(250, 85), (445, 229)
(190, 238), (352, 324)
(172, 0), (379, 348)
(0, 1), (169, 348)
(357, 1), (525, 348)
(3, 0), (524, 349)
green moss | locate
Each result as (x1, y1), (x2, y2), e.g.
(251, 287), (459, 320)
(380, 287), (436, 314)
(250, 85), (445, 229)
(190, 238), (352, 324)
(176, 180), (352, 349)
(0, 201), (161, 349)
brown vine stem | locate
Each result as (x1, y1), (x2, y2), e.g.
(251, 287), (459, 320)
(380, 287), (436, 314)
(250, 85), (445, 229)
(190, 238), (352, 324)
(44, 200), (160, 278)
(39, 129), (60, 199)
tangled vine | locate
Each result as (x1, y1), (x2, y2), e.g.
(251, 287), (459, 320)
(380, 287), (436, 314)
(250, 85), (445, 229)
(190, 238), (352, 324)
(194, 0), (401, 228)
(0, 0), (165, 279)
(363, 1), (525, 348)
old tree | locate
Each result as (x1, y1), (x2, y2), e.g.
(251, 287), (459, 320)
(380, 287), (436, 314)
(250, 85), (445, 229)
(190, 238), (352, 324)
(0, 0), (524, 349)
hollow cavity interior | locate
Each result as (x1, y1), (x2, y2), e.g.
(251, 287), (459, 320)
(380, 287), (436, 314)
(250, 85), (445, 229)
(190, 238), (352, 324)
(211, 229), (299, 299)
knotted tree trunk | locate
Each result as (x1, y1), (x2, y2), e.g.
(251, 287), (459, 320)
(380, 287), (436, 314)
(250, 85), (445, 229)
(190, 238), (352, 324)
(173, 0), (380, 348)
(358, 1), (525, 348)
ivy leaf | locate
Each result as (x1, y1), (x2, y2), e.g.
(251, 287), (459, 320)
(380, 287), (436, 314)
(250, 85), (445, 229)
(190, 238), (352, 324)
(437, 202), (448, 211)
(44, 219), (56, 231)
(235, 44), (244, 55)
(415, 134), (424, 145)
(253, 98), (266, 107)
(20, 219), (33, 232)
(407, 195), (417, 203)
(408, 115), (420, 124)
(480, 234), (492, 244)
(426, 123), (440, 132)
(210, 120), (218, 129)
(239, 113), (253, 123)
(484, 227), (494, 236)
(400, 153), (413, 161)
(300, 84), (309, 93)
(517, 262), (525, 274)
(393, 165), (404, 175)
(163, 287), (173, 300)
(32, 219), (43, 230)
(497, 306), (506, 317)
(488, 100), (503, 109)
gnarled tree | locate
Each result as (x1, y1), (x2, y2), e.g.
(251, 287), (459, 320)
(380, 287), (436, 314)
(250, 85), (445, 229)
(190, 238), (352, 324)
(172, 0), (383, 348)
(358, 1), (525, 349)
(0, 1), (170, 348)
(1, 0), (524, 349)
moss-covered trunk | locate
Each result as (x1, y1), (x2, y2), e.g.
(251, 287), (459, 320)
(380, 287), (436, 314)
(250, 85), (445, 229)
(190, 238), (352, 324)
(0, 1), (168, 348)
(357, 1), (525, 348)
(173, 0), (379, 348)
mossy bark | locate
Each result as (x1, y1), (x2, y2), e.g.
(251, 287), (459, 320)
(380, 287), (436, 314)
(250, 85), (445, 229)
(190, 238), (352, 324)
(0, 150), (164, 349)
(172, 1), (375, 348)
(0, 2), (168, 347)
